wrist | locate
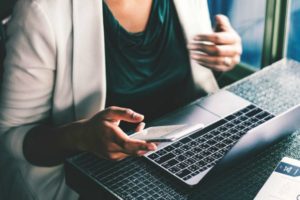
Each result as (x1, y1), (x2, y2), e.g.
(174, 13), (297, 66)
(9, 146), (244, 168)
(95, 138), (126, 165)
(59, 119), (88, 155)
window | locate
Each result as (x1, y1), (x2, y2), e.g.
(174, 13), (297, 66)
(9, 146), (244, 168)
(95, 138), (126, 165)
(208, 0), (267, 69)
(286, 0), (300, 62)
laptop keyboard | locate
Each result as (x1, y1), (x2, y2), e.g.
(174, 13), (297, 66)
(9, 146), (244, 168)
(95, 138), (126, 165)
(69, 104), (274, 199)
(146, 104), (274, 182)
(71, 153), (188, 200)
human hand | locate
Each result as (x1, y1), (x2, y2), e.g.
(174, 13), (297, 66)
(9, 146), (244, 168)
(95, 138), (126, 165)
(77, 106), (157, 161)
(187, 15), (242, 72)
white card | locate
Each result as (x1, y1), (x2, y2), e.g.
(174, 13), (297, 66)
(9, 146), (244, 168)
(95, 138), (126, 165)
(255, 157), (300, 200)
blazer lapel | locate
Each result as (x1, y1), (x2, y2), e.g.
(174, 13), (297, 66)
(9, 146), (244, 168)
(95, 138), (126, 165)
(72, 0), (106, 120)
(173, 0), (219, 93)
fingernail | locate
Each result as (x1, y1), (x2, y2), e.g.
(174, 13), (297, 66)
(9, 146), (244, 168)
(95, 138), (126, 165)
(133, 113), (144, 120)
(190, 53), (199, 59)
(148, 144), (157, 151)
(138, 151), (147, 156)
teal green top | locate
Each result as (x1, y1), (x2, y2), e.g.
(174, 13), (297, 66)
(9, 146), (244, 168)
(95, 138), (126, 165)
(103, 0), (193, 124)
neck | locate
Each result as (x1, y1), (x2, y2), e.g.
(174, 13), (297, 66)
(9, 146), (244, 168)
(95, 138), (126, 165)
(104, 0), (153, 33)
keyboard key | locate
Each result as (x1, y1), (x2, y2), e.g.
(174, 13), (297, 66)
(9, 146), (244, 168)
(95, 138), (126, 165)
(162, 159), (179, 169)
(199, 119), (227, 135)
(180, 137), (192, 144)
(165, 145), (175, 152)
(225, 114), (236, 121)
(156, 149), (168, 156)
(211, 152), (223, 160)
(203, 156), (215, 164)
(214, 135), (224, 141)
(222, 131), (233, 137)
(201, 149), (212, 156)
(173, 149), (184, 155)
(176, 155), (187, 162)
(196, 160), (206, 168)
(223, 138), (234, 145)
(191, 147), (202, 154)
(180, 145), (190, 151)
(190, 130), (204, 139)
(199, 143), (210, 149)
(215, 142), (226, 149)
(188, 140), (199, 147)
(207, 146), (219, 153)
(183, 151), (194, 157)
(255, 111), (269, 119)
(224, 122), (235, 129)
(196, 137), (206, 143)
(176, 169), (192, 178)
(219, 125), (228, 132)
(185, 158), (195, 165)
(191, 171), (199, 176)
(264, 115), (274, 121)
(246, 108), (261, 117)
(194, 154), (204, 161)
(206, 139), (218, 146)
(148, 153), (159, 160)
(154, 153), (175, 164)
(230, 134), (241, 140)
(203, 133), (212, 140)
(169, 166), (180, 173)
(172, 141), (183, 148)
(246, 104), (256, 110)
(176, 162), (188, 170)
(235, 124), (246, 130)
(188, 164), (199, 172)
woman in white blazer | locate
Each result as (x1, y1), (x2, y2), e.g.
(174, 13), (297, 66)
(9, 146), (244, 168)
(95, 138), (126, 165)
(0, 0), (241, 199)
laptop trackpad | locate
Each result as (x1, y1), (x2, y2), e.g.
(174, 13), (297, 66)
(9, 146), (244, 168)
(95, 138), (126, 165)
(152, 105), (220, 127)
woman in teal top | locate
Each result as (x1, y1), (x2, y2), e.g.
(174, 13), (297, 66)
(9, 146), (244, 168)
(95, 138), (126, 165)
(20, 0), (241, 165)
(0, 0), (242, 199)
(104, 0), (195, 128)
(2, 0), (241, 174)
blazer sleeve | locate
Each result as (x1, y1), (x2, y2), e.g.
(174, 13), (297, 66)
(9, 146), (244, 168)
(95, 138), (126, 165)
(0, 0), (56, 161)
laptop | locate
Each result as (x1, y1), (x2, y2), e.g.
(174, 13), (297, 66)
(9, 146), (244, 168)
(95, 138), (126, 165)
(65, 90), (300, 199)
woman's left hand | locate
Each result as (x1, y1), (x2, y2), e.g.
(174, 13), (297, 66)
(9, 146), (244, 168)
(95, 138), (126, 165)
(187, 15), (242, 72)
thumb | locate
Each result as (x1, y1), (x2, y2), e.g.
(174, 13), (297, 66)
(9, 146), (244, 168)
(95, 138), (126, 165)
(214, 14), (232, 32)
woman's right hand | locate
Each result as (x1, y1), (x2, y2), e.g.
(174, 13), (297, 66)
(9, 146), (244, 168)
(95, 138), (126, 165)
(76, 106), (157, 161)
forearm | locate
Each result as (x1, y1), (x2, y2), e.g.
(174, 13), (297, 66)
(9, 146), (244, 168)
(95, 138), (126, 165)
(23, 120), (86, 167)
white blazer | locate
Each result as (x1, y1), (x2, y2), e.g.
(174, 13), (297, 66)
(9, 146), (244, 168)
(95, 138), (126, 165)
(0, 0), (218, 199)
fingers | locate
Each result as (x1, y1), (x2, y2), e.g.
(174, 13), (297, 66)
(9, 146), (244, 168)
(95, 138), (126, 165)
(101, 106), (144, 123)
(188, 15), (242, 72)
(193, 32), (240, 45)
(88, 107), (157, 161)
(135, 122), (146, 132)
(188, 42), (242, 57)
(110, 125), (157, 154)
(107, 142), (153, 157)
(192, 54), (241, 72)
(93, 125), (156, 161)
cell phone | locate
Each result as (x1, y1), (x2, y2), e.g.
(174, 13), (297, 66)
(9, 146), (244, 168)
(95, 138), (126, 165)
(129, 123), (204, 142)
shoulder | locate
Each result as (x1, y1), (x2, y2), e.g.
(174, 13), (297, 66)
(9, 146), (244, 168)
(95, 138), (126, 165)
(7, 0), (73, 46)
(11, 0), (72, 28)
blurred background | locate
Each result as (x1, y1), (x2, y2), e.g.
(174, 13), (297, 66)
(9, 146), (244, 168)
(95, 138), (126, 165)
(208, 0), (300, 69)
